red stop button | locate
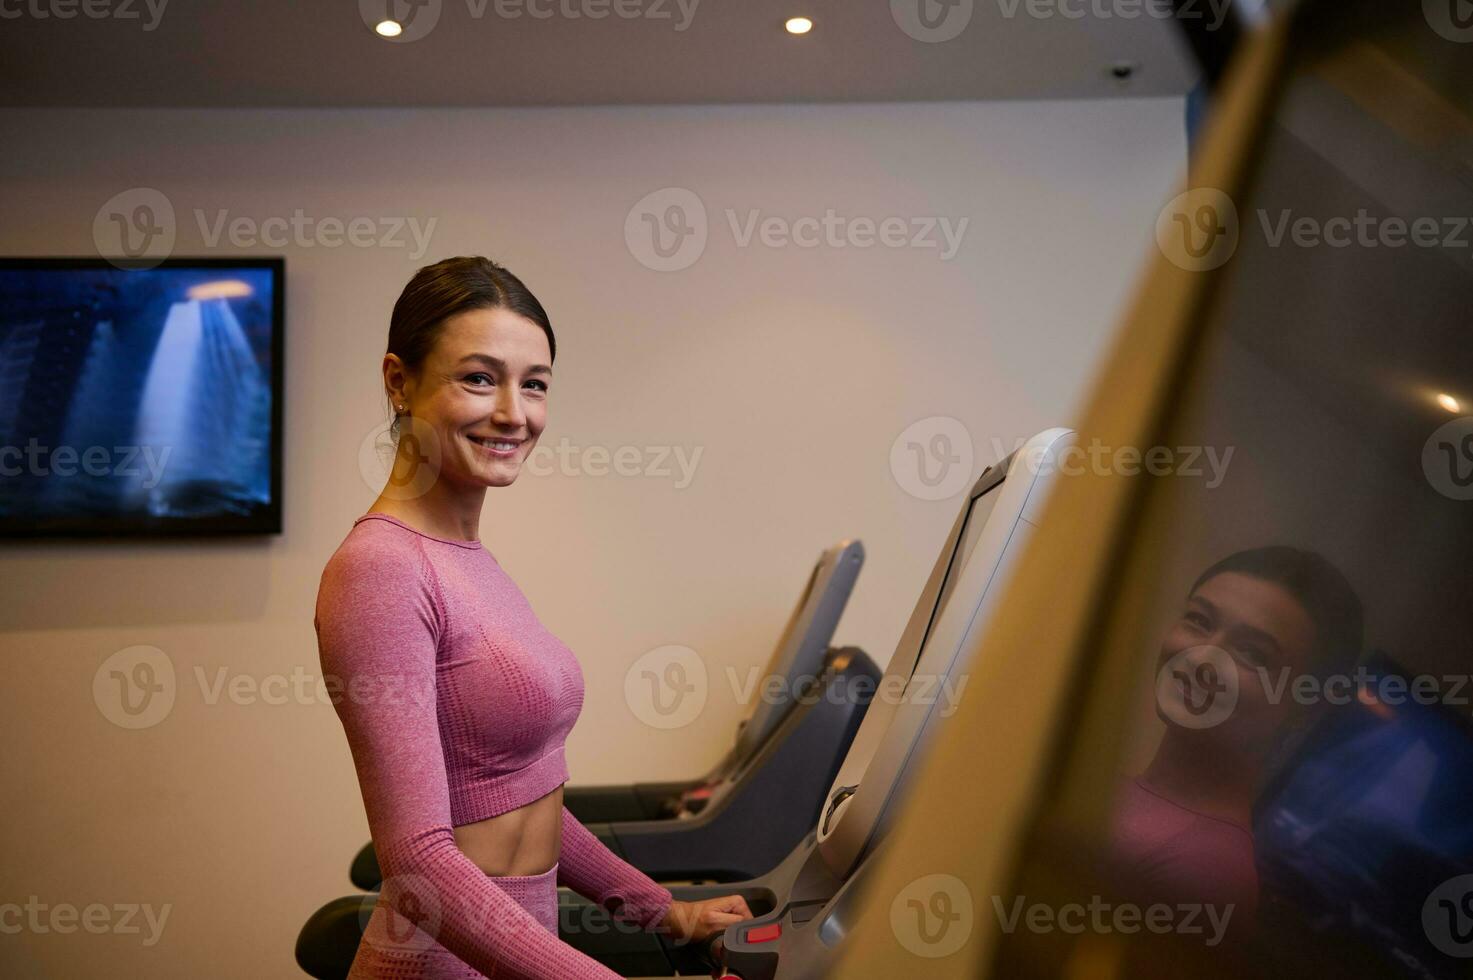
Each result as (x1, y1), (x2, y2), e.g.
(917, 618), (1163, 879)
(745, 923), (782, 944)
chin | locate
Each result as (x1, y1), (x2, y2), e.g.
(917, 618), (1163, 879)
(475, 460), (522, 487)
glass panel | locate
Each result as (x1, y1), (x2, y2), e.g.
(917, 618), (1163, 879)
(994, 7), (1473, 979)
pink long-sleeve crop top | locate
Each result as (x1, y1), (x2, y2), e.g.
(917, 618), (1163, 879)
(314, 511), (675, 978)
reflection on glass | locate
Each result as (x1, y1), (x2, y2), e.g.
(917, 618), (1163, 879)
(990, 4), (1473, 978)
(1104, 547), (1364, 945)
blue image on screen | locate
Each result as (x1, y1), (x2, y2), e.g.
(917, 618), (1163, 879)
(0, 265), (277, 526)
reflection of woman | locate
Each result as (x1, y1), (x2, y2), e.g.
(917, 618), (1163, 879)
(315, 257), (750, 978)
(1107, 546), (1363, 939)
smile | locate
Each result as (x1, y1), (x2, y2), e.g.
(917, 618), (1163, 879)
(467, 435), (523, 458)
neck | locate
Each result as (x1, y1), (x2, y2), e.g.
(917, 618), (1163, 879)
(375, 451), (487, 543)
(1140, 728), (1260, 826)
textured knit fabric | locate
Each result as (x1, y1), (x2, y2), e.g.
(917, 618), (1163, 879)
(354, 863), (560, 978)
(1104, 776), (1259, 937)
(315, 512), (675, 979)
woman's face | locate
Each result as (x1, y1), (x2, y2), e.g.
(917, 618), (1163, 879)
(397, 306), (552, 489)
(1155, 571), (1319, 755)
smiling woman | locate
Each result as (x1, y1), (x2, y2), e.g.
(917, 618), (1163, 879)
(376, 258), (557, 527)
(313, 256), (752, 979)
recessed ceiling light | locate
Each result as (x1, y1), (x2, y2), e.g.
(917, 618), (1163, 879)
(1437, 392), (1461, 413)
(375, 19), (404, 38)
(785, 16), (813, 35)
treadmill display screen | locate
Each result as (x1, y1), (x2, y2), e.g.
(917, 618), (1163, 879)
(734, 561), (824, 759)
(933, 483), (1001, 628)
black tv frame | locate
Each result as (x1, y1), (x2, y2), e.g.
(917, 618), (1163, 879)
(0, 256), (285, 541)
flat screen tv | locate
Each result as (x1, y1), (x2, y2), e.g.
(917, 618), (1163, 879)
(0, 258), (284, 539)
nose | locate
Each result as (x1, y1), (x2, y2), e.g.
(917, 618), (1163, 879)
(490, 384), (526, 430)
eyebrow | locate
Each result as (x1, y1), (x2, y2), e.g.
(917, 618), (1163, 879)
(457, 353), (552, 376)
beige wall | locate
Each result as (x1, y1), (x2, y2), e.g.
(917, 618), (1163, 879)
(0, 99), (1184, 977)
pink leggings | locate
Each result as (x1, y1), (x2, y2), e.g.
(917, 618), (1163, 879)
(348, 863), (560, 978)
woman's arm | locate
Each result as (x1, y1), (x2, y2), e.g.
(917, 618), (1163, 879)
(558, 814), (753, 948)
(316, 535), (623, 980)
(556, 806), (675, 930)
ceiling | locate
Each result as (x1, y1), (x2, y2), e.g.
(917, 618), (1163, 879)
(0, 0), (1198, 108)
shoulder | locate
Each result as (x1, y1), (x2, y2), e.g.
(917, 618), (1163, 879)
(317, 521), (438, 616)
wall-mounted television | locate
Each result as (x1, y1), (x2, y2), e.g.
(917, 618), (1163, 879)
(0, 258), (284, 539)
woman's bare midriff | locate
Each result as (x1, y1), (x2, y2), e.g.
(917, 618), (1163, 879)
(453, 784), (564, 876)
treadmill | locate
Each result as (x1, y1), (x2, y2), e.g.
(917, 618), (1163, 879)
(563, 428), (1076, 978)
(577, 539), (886, 884)
(568, 537), (868, 825)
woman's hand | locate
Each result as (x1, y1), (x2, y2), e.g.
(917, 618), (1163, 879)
(659, 894), (753, 947)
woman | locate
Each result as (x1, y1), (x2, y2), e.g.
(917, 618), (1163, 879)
(1107, 545), (1364, 943)
(315, 256), (752, 978)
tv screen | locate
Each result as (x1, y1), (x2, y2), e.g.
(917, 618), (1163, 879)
(0, 258), (283, 538)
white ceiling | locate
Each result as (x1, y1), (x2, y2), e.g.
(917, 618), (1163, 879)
(0, 0), (1198, 107)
